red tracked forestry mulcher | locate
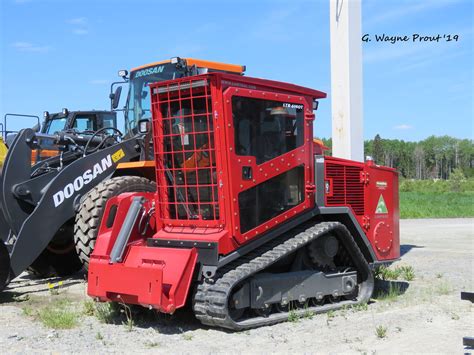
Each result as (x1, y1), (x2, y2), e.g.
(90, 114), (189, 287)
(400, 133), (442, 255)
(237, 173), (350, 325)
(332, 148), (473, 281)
(87, 72), (399, 330)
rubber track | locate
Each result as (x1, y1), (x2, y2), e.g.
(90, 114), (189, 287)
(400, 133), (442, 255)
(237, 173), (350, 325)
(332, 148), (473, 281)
(193, 221), (374, 330)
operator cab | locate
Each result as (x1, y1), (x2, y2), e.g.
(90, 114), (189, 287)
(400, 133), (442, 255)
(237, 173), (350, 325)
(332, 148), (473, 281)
(35, 110), (117, 163)
(42, 109), (117, 135)
(115, 57), (245, 136)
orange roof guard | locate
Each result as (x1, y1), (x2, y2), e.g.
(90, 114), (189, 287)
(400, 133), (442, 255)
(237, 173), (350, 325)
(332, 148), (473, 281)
(131, 57), (245, 74)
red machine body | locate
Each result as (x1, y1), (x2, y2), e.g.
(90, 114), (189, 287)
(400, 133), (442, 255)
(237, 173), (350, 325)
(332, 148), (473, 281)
(324, 156), (399, 260)
(88, 73), (399, 315)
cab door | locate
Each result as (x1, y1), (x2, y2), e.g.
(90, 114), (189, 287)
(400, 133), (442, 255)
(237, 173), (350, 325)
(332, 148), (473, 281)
(223, 87), (315, 244)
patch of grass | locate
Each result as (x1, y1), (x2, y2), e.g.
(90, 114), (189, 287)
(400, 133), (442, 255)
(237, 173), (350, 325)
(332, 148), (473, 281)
(339, 305), (350, 319)
(375, 325), (387, 339)
(352, 302), (368, 312)
(145, 341), (160, 348)
(302, 307), (314, 320)
(451, 313), (460, 320)
(398, 265), (415, 281)
(82, 300), (96, 316)
(94, 302), (120, 324)
(375, 283), (404, 302)
(22, 305), (34, 317)
(95, 332), (103, 340)
(326, 310), (335, 326)
(400, 191), (474, 218)
(120, 302), (134, 332)
(375, 266), (401, 281)
(288, 309), (300, 322)
(182, 333), (194, 341)
(21, 298), (79, 329)
(375, 265), (415, 281)
(37, 301), (78, 329)
(435, 281), (452, 295)
(47, 281), (64, 296)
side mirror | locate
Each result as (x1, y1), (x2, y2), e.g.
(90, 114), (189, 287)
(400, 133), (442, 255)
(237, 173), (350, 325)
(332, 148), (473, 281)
(32, 123), (40, 132)
(110, 86), (122, 110)
(138, 119), (150, 134)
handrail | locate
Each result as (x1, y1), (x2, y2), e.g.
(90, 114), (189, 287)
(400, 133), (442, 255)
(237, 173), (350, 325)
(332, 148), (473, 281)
(3, 113), (40, 136)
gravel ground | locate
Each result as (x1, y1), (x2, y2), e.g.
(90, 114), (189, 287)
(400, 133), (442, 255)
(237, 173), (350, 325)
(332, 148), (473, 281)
(0, 218), (472, 354)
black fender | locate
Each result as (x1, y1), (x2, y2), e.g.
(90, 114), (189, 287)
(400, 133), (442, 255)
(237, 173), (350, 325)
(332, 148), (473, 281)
(318, 206), (376, 263)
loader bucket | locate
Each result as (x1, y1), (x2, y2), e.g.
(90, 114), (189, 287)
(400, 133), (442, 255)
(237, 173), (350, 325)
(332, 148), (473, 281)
(0, 128), (142, 289)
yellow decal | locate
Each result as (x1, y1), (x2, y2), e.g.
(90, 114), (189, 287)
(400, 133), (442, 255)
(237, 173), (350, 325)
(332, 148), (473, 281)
(111, 149), (125, 163)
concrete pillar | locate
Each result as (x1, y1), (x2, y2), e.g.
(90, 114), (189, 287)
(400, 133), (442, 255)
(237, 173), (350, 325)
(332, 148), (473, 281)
(329, 0), (364, 162)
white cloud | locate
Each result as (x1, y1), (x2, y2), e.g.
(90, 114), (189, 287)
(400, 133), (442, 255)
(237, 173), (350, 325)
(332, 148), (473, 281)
(73, 29), (88, 35)
(89, 79), (109, 85)
(68, 17), (87, 25)
(11, 41), (50, 52)
(394, 124), (413, 130)
(67, 17), (89, 35)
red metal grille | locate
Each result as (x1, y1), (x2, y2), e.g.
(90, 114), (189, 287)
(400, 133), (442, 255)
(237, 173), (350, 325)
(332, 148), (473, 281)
(151, 78), (220, 225)
(325, 162), (364, 215)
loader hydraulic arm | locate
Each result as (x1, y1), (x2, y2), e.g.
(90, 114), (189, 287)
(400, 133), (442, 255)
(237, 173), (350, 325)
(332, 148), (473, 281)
(0, 128), (143, 290)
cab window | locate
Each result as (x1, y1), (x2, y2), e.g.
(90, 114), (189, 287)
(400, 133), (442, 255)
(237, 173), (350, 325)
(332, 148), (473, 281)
(73, 115), (97, 132)
(101, 114), (116, 129)
(44, 117), (67, 134)
(232, 96), (304, 164)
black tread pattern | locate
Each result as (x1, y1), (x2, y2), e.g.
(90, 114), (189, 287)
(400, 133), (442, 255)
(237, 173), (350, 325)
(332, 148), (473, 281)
(74, 176), (156, 270)
(193, 221), (374, 330)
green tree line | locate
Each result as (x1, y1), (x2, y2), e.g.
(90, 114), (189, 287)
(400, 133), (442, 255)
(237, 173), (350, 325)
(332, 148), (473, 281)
(320, 135), (474, 179)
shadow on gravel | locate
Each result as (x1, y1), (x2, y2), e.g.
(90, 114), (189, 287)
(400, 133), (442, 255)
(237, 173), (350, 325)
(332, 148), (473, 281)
(400, 244), (424, 256)
(0, 271), (86, 303)
(373, 279), (410, 299)
(97, 302), (203, 334)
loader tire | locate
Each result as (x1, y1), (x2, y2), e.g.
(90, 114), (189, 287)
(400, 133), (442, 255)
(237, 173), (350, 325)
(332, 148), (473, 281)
(74, 176), (156, 271)
(28, 220), (83, 278)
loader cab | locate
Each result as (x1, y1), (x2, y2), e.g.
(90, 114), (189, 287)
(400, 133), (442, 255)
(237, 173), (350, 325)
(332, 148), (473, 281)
(120, 57), (245, 136)
(33, 110), (117, 163)
(42, 110), (117, 135)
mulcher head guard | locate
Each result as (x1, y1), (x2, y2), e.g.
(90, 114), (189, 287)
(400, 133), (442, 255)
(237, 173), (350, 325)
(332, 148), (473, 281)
(0, 128), (142, 290)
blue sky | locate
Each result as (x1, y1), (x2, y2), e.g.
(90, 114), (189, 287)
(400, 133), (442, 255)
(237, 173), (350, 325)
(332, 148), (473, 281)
(0, 0), (472, 141)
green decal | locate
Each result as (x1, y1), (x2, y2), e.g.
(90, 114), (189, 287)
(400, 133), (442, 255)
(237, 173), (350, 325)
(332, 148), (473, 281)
(375, 194), (388, 214)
